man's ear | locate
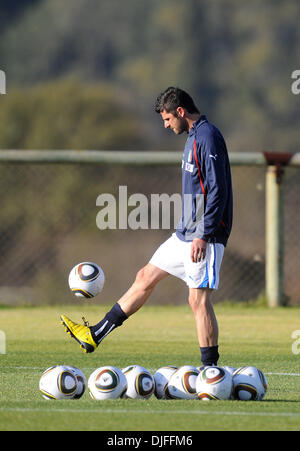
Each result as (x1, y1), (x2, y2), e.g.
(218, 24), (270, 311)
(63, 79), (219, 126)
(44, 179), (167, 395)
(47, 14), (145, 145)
(176, 106), (186, 118)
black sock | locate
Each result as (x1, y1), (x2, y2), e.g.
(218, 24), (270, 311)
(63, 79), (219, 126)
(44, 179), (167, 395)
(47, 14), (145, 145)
(90, 303), (128, 345)
(200, 345), (219, 366)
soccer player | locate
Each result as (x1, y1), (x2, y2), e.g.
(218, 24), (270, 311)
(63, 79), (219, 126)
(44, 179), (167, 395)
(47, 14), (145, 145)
(61, 87), (233, 367)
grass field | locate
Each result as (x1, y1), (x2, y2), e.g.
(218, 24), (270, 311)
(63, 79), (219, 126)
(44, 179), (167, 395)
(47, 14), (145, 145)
(1, 303), (300, 431)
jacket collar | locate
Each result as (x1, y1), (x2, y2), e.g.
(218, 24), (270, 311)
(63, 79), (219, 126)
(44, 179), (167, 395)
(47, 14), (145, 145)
(188, 115), (207, 137)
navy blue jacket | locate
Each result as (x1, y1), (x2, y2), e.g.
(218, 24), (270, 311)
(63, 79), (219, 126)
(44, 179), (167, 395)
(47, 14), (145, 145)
(176, 115), (233, 246)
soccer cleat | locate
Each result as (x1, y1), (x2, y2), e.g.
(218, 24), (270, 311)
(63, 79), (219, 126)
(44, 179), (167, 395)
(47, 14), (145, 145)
(60, 314), (97, 354)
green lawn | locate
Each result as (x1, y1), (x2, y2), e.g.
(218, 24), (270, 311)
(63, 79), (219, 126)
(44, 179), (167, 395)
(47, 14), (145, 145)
(0, 304), (300, 431)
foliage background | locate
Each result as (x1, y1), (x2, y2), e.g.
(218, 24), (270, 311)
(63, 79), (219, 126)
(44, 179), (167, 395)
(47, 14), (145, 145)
(1, 0), (300, 151)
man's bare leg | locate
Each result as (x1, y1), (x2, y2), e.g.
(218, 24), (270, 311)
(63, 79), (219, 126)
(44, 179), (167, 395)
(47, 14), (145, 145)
(89, 263), (169, 345)
(60, 264), (169, 353)
(188, 287), (219, 365)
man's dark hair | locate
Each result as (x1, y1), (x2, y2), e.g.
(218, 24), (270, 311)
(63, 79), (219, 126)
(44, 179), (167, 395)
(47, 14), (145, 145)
(155, 87), (200, 115)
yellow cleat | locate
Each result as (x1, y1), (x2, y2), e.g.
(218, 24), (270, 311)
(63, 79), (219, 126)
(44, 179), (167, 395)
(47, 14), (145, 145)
(60, 314), (97, 354)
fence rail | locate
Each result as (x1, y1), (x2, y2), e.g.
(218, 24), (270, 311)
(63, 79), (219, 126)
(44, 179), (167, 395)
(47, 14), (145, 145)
(0, 149), (299, 167)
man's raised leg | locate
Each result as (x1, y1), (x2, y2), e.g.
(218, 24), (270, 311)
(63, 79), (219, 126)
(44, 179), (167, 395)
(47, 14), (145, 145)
(117, 263), (169, 316)
(61, 263), (169, 353)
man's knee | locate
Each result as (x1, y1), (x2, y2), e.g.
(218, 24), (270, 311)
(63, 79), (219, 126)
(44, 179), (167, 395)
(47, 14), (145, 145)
(135, 264), (167, 291)
(188, 288), (212, 312)
(135, 266), (148, 285)
(135, 265), (156, 291)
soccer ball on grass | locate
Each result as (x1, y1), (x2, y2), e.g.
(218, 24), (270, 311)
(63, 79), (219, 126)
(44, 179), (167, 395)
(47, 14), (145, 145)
(167, 365), (200, 400)
(121, 365), (155, 399)
(196, 366), (233, 401)
(232, 366), (268, 401)
(88, 366), (127, 400)
(64, 365), (87, 399)
(39, 365), (79, 400)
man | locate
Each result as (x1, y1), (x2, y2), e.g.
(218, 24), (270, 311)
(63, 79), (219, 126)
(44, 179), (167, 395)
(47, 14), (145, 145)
(61, 87), (233, 367)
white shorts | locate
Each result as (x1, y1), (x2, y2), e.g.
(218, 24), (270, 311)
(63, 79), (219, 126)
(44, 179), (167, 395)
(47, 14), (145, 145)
(149, 233), (224, 289)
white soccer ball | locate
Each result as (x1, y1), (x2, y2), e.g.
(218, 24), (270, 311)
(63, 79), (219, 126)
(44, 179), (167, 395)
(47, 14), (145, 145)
(232, 366), (268, 401)
(39, 365), (78, 400)
(196, 366), (233, 401)
(167, 365), (200, 400)
(153, 366), (178, 399)
(121, 365), (155, 399)
(64, 365), (87, 399)
(68, 261), (105, 298)
(88, 366), (127, 400)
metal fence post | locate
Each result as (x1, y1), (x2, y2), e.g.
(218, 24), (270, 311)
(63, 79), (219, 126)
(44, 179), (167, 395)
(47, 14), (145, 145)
(264, 153), (293, 307)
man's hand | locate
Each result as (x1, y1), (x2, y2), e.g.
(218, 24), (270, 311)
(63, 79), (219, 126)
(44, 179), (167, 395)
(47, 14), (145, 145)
(191, 238), (207, 262)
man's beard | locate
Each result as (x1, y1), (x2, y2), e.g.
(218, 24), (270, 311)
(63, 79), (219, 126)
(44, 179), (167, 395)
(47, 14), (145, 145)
(173, 117), (189, 135)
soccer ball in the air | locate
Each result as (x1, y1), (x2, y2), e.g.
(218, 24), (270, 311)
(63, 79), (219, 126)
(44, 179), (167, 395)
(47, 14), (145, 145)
(64, 365), (87, 399)
(196, 366), (233, 400)
(153, 366), (178, 399)
(68, 261), (105, 298)
(232, 366), (268, 401)
(39, 365), (78, 400)
(121, 365), (155, 399)
(88, 366), (127, 400)
(167, 365), (200, 400)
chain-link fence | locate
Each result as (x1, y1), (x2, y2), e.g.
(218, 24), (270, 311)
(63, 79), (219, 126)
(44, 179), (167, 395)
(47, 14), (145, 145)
(0, 157), (299, 306)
